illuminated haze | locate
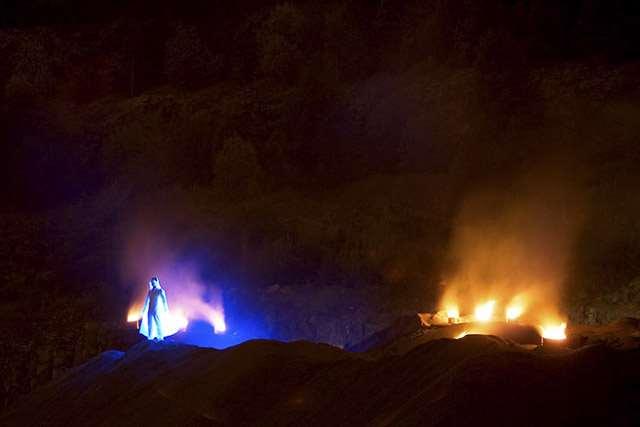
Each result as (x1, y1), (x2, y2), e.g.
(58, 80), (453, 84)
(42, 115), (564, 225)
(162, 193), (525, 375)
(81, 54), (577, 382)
(441, 161), (588, 325)
(120, 214), (226, 336)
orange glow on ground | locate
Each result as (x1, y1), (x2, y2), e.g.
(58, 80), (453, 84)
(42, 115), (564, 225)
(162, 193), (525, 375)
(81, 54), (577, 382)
(455, 330), (469, 339)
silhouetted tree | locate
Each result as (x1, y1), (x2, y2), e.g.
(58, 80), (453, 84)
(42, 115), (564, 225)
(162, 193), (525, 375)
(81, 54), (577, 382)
(257, 3), (306, 81)
(4, 31), (56, 105)
(165, 23), (219, 88)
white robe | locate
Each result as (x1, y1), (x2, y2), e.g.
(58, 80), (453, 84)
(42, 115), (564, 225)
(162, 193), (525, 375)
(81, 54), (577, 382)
(138, 286), (179, 340)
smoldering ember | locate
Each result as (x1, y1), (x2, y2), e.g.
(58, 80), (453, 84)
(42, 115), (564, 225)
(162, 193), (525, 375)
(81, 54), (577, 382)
(1, 1), (640, 426)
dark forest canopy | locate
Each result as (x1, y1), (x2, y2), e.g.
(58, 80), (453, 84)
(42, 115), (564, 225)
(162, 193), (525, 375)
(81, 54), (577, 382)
(0, 0), (639, 294)
(2, 0), (640, 59)
(1, 0), (640, 211)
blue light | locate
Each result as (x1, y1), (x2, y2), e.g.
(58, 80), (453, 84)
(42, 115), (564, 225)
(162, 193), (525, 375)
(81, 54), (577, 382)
(169, 297), (271, 349)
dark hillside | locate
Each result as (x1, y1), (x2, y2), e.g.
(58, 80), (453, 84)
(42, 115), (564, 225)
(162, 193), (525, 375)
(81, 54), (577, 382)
(3, 335), (639, 426)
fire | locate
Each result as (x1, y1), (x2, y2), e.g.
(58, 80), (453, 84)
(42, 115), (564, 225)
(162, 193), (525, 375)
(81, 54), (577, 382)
(127, 305), (142, 322)
(210, 310), (227, 334)
(446, 306), (460, 321)
(438, 295), (570, 347)
(505, 305), (523, 321)
(170, 308), (189, 331)
(540, 322), (566, 340)
(126, 299), (226, 335)
(474, 300), (496, 322)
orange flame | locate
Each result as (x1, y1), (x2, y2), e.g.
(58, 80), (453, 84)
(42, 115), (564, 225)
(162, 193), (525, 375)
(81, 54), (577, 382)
(540, 322), (566, 340)
(446, 306), (460, 321)
(126, 299), (226, 335)
(505, 305), (523, 321)
(474, 300), (496, 322)
(127, 305), (142, 322)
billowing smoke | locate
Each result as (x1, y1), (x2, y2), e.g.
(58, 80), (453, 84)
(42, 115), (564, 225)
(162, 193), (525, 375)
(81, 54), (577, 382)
(441, 161), (587, 326)
(120, 213), (226, 335)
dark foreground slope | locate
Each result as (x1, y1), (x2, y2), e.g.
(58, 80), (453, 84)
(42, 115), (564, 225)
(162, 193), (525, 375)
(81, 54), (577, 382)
(3, 336), (639, 427)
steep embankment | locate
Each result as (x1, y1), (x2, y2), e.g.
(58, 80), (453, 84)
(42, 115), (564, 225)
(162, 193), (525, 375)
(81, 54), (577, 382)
(3, 335), (639, 427)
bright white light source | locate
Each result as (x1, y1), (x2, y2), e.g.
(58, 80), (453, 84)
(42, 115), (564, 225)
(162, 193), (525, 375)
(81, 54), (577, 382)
(170, 308), (189, 331)
(506, 305), (523, 321)
(540, 322), (566, 340)
(446, 306), (460, 319)
(474, 300), (496, 322)
(210, 310), (227, 334)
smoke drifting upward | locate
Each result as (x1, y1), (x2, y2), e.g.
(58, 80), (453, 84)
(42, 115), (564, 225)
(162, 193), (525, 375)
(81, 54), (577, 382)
(441, 162), (587, 324)
(120, 215), (226, 335)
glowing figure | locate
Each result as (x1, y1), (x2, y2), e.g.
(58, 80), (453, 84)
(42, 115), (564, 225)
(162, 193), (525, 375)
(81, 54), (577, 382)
(139, 277), (179, 340)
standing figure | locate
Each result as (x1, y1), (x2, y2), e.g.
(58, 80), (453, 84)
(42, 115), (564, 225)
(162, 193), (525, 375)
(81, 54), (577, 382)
(139, 276), (176, 340)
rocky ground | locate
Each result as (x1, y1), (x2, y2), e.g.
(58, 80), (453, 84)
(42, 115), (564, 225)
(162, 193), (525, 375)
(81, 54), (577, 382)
(3, 281), (639, 417)
(2, 319), (639, 427)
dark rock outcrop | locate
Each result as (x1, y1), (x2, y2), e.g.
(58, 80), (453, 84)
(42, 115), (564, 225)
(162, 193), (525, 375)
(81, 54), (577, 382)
(0, 319), (141, 411)
(256, 284), (414, 347)
(345, 313), (428, 352)
(568, 278), (640, 324)
(3, 333), (640, 426)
